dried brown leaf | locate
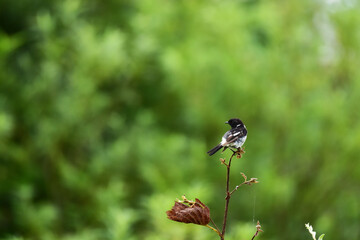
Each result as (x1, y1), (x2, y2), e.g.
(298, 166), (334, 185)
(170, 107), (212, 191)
(166, 198), (210, 225)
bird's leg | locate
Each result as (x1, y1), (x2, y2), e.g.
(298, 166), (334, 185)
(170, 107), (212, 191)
(222, 146), (228, 153)
(223, 146), (241, 154)
(228, 147), (237, 153)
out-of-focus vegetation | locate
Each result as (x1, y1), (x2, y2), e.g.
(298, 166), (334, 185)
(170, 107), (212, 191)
(1, 0), (360, 239)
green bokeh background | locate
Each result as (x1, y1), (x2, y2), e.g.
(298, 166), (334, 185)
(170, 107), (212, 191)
(1, 0), (360, 239)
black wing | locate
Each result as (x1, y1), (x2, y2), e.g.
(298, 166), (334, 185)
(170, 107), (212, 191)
(223, 127), (247, 145)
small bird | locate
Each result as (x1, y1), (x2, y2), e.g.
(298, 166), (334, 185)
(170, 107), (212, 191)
(207, 118), (247, 156)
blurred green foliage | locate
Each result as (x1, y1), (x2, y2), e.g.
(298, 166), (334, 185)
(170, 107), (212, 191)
(1, 0), (360, 239)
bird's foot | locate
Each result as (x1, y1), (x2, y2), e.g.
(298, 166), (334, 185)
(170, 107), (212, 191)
(235, 147), (245, 158)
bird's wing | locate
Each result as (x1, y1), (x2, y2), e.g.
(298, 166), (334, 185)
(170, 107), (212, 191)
(223, 128), (246, 145)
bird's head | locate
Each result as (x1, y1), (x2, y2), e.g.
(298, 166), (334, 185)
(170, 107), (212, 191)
(225, 118), (244, 128)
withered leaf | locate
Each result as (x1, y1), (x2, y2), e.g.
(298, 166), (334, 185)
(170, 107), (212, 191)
(166, 198), (210, 225)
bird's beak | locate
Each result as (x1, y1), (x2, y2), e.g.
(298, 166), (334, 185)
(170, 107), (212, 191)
(225, 121), (228, 124)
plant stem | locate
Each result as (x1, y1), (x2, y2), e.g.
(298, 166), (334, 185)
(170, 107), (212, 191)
(251, 229), (260, 240)
(206, 224), (221, 236)
(229, 182), (246, 195)
(221, 152), (236, 239)
(210, 218), (222, 237)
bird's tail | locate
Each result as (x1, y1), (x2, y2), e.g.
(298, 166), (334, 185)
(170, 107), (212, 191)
(207, 144), (223, 156)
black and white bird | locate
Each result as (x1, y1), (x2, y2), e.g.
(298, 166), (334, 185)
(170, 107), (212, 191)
(207, 118), (247, 156)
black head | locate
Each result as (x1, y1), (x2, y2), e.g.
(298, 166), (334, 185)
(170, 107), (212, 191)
(225, 118), (244, 128)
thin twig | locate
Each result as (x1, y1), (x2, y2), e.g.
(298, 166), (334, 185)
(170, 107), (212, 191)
(206, 224), (222, 236)
(230, 177), (258, 196)
(251, 231), (259, 240)
(210, 218), (222, 238)
(251, 221), (263, 240)
(229, 182), (246, 195)
(221, 152), (236, 239)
